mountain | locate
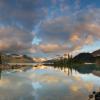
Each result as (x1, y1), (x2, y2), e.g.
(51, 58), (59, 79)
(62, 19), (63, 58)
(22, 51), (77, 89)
(73, 49), (100, 64)
(73, 53), (95, 63)
(94, 55), (100, 65)
(43, 59), (55, 63)
(1, 53), (35, 63)
(32, 57), (47, 62)
(91, 49), (100, 65)
(92, 49), (100, 57)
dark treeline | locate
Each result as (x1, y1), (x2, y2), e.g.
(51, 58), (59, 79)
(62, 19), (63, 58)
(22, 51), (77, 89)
(53, 54), (73, 66)
(44, 54), (82, 67)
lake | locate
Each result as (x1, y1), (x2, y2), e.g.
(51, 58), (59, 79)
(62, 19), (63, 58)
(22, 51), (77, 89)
(0, 64), (100, 100)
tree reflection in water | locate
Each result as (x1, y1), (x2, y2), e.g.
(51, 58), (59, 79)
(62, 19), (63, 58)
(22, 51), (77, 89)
(53, 63), (100, 76)
(53, 63), (73, 76)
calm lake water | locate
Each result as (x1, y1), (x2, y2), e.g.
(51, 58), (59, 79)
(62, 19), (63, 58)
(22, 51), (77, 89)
(0, 64), (100, 100)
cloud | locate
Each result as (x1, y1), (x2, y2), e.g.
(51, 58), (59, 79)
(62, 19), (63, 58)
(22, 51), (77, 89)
(37, 16), (73, 44)
(85, 35), (94, 45)
(0, 0), (47, 54)
(70, 33), (80, 42)
(39, 44), (67, 53)
(0, 26), (34, 53)
(0, 0), (100, 56)
(0, 0), (46, 30)
(36, 6), (100, 55)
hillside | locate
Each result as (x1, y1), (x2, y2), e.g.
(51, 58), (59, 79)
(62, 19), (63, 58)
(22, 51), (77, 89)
(91, 49), (100, 65)
(92, 49), (100, 57)
(73, 53), (95, 63)
(73, 49), (100, 64)
(1, 54), (34, 63)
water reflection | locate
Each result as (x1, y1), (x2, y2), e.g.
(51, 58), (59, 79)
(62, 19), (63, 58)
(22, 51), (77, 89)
(0, 68), (2, 80)
(53, 64), (100, 76)
(0, 76), (35, 100)
(0, 64), (100, 100)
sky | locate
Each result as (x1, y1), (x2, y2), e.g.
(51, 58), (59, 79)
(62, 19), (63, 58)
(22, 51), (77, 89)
(0, 0), (100, 57)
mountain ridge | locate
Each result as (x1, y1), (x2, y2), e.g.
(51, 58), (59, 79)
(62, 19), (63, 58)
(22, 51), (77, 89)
(92, 49), (100, 57)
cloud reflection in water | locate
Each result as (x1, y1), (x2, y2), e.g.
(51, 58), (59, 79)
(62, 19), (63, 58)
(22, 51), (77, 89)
(0, 65), (100, 100)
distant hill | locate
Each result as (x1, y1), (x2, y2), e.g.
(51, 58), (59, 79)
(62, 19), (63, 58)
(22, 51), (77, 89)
(43, 59), (55, 63)
(92, 49), (100, 57)
(1, 53), (35, 63)
(91, 49), (100, 65)
(32, 57), (47, 62)
(73, 53), (95, 63)
(95, 56), (100, 65)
